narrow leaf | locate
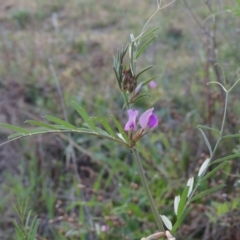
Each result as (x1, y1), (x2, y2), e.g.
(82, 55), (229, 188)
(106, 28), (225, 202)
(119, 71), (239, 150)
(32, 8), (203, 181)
(0, 123), (29, 134)
(13, 221), (25, 237)
(174, 195), (181, 215)
(171, 207), (191, 234)
(198, 158), (210, 177)
(136, 35), (156, 59)
(187, 177), (194, 197)
(190, 184), (225, 202)
(130, 93), (151, 103)
(197, 125), (220, 134)
(199, 129), (213, 156)
(160, 215), (172, 230)
(92, 117), (115, 137)
(25, 120), (58, 130)
(75, 127), (95, 134)
(8, 132), (25, 140)
(177, 186), (189, 218)
(111, 115), (130, 144)
(142, 74), (159, 87)
(25, 211), (32, 228)
(113, 67), (121, 89)
(211, 153), (240, 165)
(71, 101), (97, 132)
(121, 44), (129, 61)
(95, 127), (111, 137)
(201, 161), (229, 181)
(136, 65), (153, 80)
(45, 115), (77, 130)
(28, 215), (39, 239)
(139, 27), (159, 42)
(129, 41), (136, 75)
(221, 134), (240, 140)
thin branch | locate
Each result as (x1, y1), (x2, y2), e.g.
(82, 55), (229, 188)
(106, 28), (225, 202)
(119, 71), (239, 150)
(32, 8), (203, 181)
(133, 148), (164, 231)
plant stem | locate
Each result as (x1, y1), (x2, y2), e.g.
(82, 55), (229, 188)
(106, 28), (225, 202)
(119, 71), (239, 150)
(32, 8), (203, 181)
(132, 148), (164, 231)
(121, 91), (129, 109)
(185, 91), (229, 208)
(211, 91), (228, 158)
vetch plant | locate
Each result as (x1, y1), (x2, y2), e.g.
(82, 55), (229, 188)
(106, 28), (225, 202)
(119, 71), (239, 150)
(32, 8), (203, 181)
(1, 0), (240, 239)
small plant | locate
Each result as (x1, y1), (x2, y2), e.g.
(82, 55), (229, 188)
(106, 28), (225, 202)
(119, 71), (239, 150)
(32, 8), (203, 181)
(13, 200), (39, 240)
(12, 10), (31, 29)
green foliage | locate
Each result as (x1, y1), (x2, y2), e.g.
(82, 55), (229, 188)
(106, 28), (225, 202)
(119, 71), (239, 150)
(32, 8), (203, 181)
(0, 104), (130, 148)
(12, 10), (31, 28)
(113, 45), (129, 89)
(71, 101), (97, 131)
(190, 184), (226, 202)
(177, 186), (189, 217)
(13, 200), (39, 240)
(136, 35), (157, 59)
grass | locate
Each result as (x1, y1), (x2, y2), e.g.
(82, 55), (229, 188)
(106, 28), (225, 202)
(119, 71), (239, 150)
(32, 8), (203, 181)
(0, 0), (240, 239)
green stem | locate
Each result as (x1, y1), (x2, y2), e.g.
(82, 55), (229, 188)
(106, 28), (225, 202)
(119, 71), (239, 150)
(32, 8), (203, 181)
(132, 148), (164, 231)
(185, 91), (229, 210)
(121, 91), (129, 109)
(212, 91), (228, 156)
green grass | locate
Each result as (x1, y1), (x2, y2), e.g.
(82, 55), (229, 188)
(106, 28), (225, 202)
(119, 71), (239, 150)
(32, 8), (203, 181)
(0, 0), (240, 239)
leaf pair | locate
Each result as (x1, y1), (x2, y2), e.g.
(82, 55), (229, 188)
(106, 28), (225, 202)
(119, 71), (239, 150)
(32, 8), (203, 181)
(0, 101), (130, 148)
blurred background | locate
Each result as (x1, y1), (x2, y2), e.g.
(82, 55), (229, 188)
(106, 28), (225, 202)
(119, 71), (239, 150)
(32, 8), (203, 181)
(0, 0), (240, 239)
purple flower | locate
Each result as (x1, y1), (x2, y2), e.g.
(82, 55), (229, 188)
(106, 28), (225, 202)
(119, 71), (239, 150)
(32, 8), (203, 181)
(101, 225), (109, 232)
(124, 109), (139, 131)
(139, 108), (158, 129)
(149, 81), (157, 88)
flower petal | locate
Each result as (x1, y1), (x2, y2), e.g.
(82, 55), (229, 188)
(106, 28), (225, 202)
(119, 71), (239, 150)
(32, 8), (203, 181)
(124, 109), (139, 131)
(148, 114), (158, 128)
(139, 108), (154, 129)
